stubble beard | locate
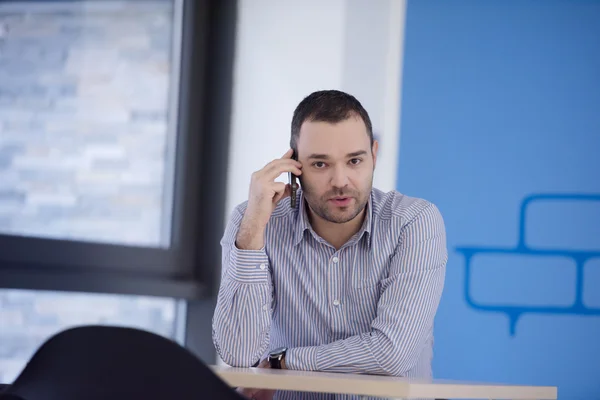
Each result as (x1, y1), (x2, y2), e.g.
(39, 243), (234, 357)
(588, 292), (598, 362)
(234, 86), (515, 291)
(301, 178), (372, 224)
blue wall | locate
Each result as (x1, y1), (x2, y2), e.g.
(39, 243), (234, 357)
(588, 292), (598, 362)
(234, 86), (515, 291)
(398, 1), (600, 399)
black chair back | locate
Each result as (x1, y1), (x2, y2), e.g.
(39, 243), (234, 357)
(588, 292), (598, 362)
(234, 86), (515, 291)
(0, 325), (243, 400)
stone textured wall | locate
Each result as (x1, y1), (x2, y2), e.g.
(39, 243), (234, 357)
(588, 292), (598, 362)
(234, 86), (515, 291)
(0, 1), (179, 384)
(0, 0), (176, 246)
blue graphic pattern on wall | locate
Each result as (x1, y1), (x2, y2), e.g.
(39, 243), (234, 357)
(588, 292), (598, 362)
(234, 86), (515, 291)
(398, 1), (600, 399)
(457, 193), (600, 336)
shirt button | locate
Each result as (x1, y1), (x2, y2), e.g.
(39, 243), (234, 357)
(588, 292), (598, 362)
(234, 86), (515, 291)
(332, 256), (339, 263)
(333, 299), (340, 306)
(262, 304), (268, 311)
(259, 263), (266, 270)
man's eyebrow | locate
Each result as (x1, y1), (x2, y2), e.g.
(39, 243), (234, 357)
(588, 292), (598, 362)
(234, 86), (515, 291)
(307, 153), (329, 160)
(347, 150), (368, 158)
(307, 150), (368, 160)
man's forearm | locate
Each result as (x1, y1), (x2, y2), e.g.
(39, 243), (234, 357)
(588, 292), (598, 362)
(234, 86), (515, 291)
(284, 330), (401, 376)
(285, 264), (445, 376)
(212, 273), (272, 367)
(235, 209), (267, 250)
(212, 209), (274, 367)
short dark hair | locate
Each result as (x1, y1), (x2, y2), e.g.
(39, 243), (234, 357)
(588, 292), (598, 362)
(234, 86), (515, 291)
(290, 90), (374, 154)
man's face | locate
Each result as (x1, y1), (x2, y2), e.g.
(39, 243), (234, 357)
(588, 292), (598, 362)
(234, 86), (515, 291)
(296, 115), (378, 224)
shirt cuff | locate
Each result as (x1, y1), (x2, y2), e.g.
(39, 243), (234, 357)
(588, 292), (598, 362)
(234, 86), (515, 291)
(228, 244), (270, 283)
(285, 346), (319, 371)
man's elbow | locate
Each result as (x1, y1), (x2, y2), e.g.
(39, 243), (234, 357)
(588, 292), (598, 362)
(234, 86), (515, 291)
(213, 338), (260, 368)
(217, 352), (257, 368)
(212, 322), (265, 368)
(378, 352), (420, 377)
(374, 335), (423, 377)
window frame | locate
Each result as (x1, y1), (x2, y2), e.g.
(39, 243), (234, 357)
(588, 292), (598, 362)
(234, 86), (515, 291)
(0, 0), (236, 301)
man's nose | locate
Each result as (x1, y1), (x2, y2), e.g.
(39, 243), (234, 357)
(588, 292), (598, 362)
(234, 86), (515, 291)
(330, 166), (349, 188)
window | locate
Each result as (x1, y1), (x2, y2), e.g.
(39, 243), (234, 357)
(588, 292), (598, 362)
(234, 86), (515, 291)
(0, 289), (184, 384)
(0, 0), (236, 383)
(0, 0), (207, 299)
(0, 0), (181, 248)
(0, 0), (187, 384)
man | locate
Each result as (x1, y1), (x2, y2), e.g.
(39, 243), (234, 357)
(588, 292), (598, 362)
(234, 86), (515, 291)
(212, 90), (447, 400)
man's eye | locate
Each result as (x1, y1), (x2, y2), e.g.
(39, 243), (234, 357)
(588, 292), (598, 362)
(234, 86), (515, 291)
(350, 158), (362, 165)
(313, 162), (326, 168)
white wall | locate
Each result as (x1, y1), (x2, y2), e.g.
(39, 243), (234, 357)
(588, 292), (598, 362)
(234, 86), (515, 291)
(225, 0), (407, 220)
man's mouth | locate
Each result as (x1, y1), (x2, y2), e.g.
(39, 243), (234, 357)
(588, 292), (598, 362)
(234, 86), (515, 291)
(329, 197), (352, 206)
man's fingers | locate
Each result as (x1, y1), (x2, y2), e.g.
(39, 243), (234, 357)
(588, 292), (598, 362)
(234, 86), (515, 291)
(254, 152), (302, 184)
(253, 166), (301, 185)
(273, 183), (291, 204)
(272, 182), (287, 195)
(281, 148), (294, 159)
(254, 389), (276, 400)
(267, 155), (301, 167)
(262, 156), (298, 173)
(258, 358), (270, 368)
(262, 162), (302, 180)
(268, 157), (302, 169)
(283, 183), (292, 199)
(237, 387), (256, 396)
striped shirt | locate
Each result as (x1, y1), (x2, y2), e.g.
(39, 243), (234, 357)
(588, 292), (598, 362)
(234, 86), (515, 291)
(212, 187), (447, 400)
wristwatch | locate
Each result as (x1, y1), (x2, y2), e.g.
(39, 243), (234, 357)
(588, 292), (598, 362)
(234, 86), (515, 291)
(268, 347), (287, 369)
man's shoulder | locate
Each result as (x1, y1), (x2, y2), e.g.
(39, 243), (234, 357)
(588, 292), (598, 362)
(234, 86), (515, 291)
(371, 187), (443, 227)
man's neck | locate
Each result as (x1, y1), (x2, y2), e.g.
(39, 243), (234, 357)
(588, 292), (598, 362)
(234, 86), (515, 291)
(307, 205), (366, 250)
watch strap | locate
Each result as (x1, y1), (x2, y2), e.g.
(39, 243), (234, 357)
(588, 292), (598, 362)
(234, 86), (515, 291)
(268, 347), (287, 369)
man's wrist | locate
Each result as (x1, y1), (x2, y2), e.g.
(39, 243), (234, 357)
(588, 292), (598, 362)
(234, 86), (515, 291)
(228, 243), (270, 282)
(236, 209), (268, 250)
(268, 347), (288, 369)
(235, 224), (265, 250)
(284, 346), (319, 371)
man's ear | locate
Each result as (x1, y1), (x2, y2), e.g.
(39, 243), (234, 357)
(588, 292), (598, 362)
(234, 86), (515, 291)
(371, 140), (379, 169)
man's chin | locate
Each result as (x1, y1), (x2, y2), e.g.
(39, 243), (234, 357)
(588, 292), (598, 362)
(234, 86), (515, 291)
(324, 208), (360, 224)
(306, 196), (366, 224)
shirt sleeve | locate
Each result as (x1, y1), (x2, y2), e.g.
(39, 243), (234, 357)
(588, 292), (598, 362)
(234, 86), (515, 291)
(211, 204), (274, 367)
(285, 202), (447, 376)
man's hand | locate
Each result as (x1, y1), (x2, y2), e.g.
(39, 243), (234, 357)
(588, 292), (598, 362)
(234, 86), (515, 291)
(236, 149), (302, 250)
(237, 359), (276, 400)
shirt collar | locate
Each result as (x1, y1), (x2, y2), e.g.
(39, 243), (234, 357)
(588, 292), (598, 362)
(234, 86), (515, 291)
(293, 189), (373, 248)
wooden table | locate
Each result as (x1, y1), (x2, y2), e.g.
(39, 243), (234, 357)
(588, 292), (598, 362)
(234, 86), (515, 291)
(212, 365), (557, 399)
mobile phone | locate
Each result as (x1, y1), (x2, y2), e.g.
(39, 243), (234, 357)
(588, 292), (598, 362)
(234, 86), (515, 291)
(289, 151), (299, 208)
